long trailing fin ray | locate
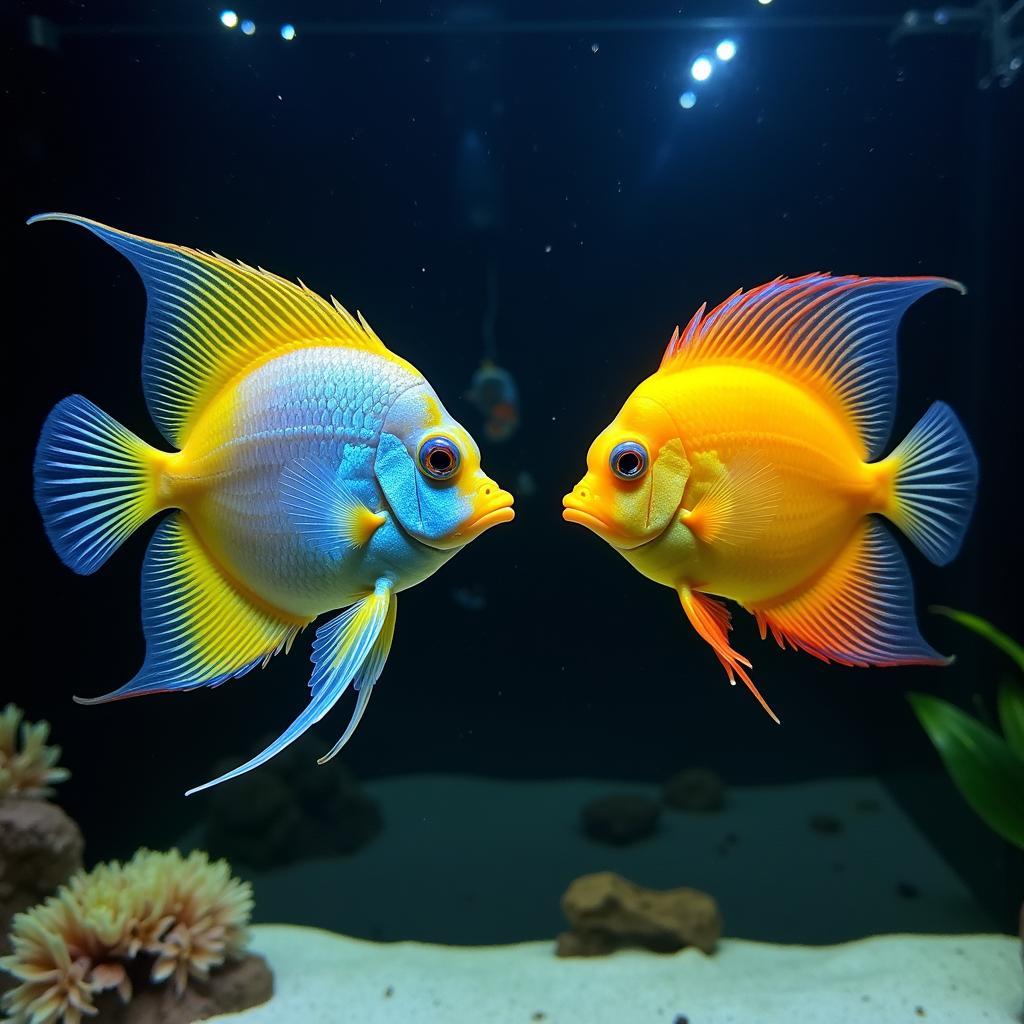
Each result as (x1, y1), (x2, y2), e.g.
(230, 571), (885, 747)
(318, 595), (397, 764)
(884, 401), (978, 566)
(678, 587), (780, 724)
(660, 274), (965, 458)
(751, 518), (948, 667)
(74, 514), (304, 706)
(27, 213), (395, 448)
(33, 395), (164, 575)
(185, 581), (393, 796)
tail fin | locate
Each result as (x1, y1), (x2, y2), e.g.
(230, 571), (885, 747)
(34, 395), (166, 575)
(884, 401), (978, 566)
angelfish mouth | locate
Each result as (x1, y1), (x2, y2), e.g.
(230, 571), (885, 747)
(561, 504), (612, 533)
(468, 504), (516, 533)
(459, 494), (516, 538)
(562, 495), (648, 550)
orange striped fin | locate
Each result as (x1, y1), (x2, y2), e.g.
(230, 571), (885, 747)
(752, 519), (948, 668)
(659, 274), (964, 459)
(678, 586), (780, 724)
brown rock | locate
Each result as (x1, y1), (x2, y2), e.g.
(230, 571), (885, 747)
(808, 812), (843, 835)
(556, 871), (720, 957)
(210, 770), (292, 835)
(581, 794), (660, 846)
(204, 734), (382, 869)
(662, 769), (726, 812)
(93, 953), (273, 1023)
(0, 797), (84, 955)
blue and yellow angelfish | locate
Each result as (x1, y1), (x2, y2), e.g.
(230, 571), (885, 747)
(31, 214), (514, 794)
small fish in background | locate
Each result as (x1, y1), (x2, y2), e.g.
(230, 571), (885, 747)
(563, 274), (978, 721)
(31, 214), (514, 794)
(451, 584), (488, 612)
(515, 469), (537, 499)
(466, 360), (520, 442)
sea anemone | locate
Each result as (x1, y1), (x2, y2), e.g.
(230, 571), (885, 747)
(0, 849), (253, 1024)
(0, 704), (71, 799)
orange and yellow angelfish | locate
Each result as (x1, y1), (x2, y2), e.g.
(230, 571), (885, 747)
(563, 274), (978, 721)
(31, 214), (514, 793)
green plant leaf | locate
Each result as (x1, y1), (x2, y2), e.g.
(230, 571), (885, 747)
(931, 606), (1024, 675)
(997, 679), (1024, 758)
(908, 692), (1024, 851)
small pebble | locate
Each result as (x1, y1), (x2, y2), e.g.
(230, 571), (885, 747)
(663, 768), (726, 812)
(808, 812), (843, 835)
(714, 833), (740, 857)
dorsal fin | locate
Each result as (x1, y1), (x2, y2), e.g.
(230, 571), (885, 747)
(28, 213), (397, 448)
(659, 274), (965, 459)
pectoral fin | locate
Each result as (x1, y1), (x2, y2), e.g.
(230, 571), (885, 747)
(280, 458), (385, 556)
(678, 586), (780, 724)
(681, 454), (781, 547)
(185, 580), (394, 795)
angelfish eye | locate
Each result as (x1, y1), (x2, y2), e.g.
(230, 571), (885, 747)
(609, 441), (649, 480)
(418, 436), (462, 480)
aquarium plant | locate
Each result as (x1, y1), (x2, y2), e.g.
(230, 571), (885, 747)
(908, 608), (1024, 851)
(0, 704), (70, 800)
(0, 849), (253, 1024)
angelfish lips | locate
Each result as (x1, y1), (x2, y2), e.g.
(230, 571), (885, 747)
(449, 489), (516, 544)
(562, 491), (646, 550)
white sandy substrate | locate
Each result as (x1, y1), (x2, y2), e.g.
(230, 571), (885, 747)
(210, 925), (1021, 1024)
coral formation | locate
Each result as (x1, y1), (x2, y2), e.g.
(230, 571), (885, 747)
(0, 705), (70, 799)
(0, 799), (84, 958)
(99, 953), (272, 1024)
(556, 871), (721, 957)
(0, 849), (263, 1024)
(0, 707), (81, 962)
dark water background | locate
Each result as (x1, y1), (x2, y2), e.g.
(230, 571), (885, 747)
(6, 0), (1022, 937)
